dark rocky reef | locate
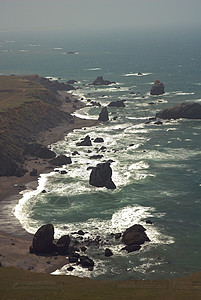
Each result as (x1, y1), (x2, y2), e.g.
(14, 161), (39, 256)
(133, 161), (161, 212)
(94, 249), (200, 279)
(156, 102), (201, 119)
(92, 76), (115, 86)
(121, 224), (150, 253)
(49, 155), (72, 166)
(89, 162), (116, 189)
(76, 135), (92, 146)
(150, 80), (165, 95)
(108, 100), (125, 108)
(98, 107), (109, 122)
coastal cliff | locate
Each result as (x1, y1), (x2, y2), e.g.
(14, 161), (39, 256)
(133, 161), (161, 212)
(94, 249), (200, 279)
(0, 75), (75, 176)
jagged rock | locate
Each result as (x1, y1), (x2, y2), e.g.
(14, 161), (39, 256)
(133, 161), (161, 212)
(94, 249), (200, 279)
(32, 224), (55, 254)
(154, 120), (163, 125)
(92, 76), (115, 86)
(108, 100), (125, 107)
(98, 107), (109, 122)
(49, 155), (72, 166)
(80, 256), (94, 268)
(67, 266), (74, 271)
(150, 80), (165, 95)
(91, 101), (101, 107)
(146, 220), (153, 225)
(94, 137), (104, 143)
(105, 248), (113, 257)
(76, 135), (92, 146)
(156, 102), (201, 119)
(115, 233), (121, 240)
(56, 235), (70, 255)
(89, 162), (116, 189)
(122, 224), (150, 246)
(138, 72), (143, 76)
(69, 256), (78, 263)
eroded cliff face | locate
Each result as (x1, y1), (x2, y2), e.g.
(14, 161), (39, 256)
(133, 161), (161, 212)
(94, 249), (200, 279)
(0, 75), (74, 176)
(0, 101), (73, 176)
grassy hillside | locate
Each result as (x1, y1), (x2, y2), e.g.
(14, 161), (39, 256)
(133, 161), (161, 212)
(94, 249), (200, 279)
(1, 267), (201, 300)
(0, 75), (73, 176)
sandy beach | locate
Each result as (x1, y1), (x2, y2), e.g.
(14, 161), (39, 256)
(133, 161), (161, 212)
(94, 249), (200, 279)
(0, 91), (98, 273)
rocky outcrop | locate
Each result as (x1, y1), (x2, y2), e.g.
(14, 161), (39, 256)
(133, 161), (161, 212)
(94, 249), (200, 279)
(122, 224), (150, 252)
(156, 102), (201, 119)
(32, 224), (55, 254)
(98, 107), (109, 122)
(108, 100), (125, 107)
(92, 76), (115, 86)
(66, 80), (77, 84)
(89, 162), (116, 189)
(56, 235), (70, 255)
(76, 135), (92, 146)
(94, 137), (104, 143)
(150, 80), (165, 95)
(49, 155), (72, 166)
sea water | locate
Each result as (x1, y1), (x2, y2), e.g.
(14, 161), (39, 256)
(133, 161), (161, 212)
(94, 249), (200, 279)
(1, 27), (201, 280)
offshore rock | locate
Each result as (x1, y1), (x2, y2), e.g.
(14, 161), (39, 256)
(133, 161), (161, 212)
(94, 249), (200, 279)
(150, 80), (165, 95)
(56, 235), (70, 255)
(92, 76), (115, 86)
(49, 155), (72, 166)
(89, 162), (116, 189)
(156, 102), (201, 119)
(76, 135), (92, 146)
(32, 224), (55, 254)
(108, 100), (125, 107)
(122, 224), (150, 246)
(98, 107), (109, 122)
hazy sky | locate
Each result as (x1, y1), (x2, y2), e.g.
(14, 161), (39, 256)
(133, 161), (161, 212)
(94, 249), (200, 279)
(1, 0), (201, 32)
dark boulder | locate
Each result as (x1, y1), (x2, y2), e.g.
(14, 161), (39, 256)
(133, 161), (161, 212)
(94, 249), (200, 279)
(56, 235), (70, 255)
(66, 80), (77, 84)
(80, 256), (94, 268)
(94, 137), (104, 143)
(150, 80), (165, 95)
(92, 76), (115, 86)
(98, 107), (109, 122)
(32, 224), (55, 254)
(30, 168), (38, 176)
(105, 248), (113, 257)
(122, 224), (150, 246)
(121, 244), (141, 253)
(90, 155), (103, 160)
(37, 147), (56, 159)
(76, 135), (92, 146)
(49, 155), (72, 166)
(89, 162), (116, 189)
(108, 100), (125, 107)
(156, 102), (201, 119)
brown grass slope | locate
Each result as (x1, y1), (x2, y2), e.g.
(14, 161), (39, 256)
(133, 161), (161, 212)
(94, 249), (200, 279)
(1, 267), (201, 300)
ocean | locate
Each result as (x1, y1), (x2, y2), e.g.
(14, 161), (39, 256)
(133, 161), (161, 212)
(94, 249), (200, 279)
(1, 27), (201, 280)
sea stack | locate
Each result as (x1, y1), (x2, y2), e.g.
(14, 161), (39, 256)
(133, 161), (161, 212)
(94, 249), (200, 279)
(89, 162), (116, 189)
(98, 107), (109, 122)
(150, 80), (165, 95)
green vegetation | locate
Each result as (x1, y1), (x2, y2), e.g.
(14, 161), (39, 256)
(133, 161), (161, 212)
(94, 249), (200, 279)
(0, 75), (48, 112)
(1, 267), (201, 300)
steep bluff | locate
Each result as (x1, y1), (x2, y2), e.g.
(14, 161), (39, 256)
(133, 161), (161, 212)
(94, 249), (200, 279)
(0, 75), (74, 176)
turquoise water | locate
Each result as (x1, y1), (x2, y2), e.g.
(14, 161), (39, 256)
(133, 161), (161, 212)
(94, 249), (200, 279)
(1, 28), (201, 280)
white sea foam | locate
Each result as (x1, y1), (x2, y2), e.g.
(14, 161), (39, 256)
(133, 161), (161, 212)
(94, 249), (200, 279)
(19, 49), (29, 52)
(122, 72), (152, 77)
(84, 67), (102, 71)
(54, 47), (63, 50)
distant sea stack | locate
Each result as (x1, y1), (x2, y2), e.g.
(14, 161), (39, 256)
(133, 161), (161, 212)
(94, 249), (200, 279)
(92, 76), (115, 86)
(150, 80), (165, 95)
(156, 102), (201, 119)
(98, 107), (109, 122)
